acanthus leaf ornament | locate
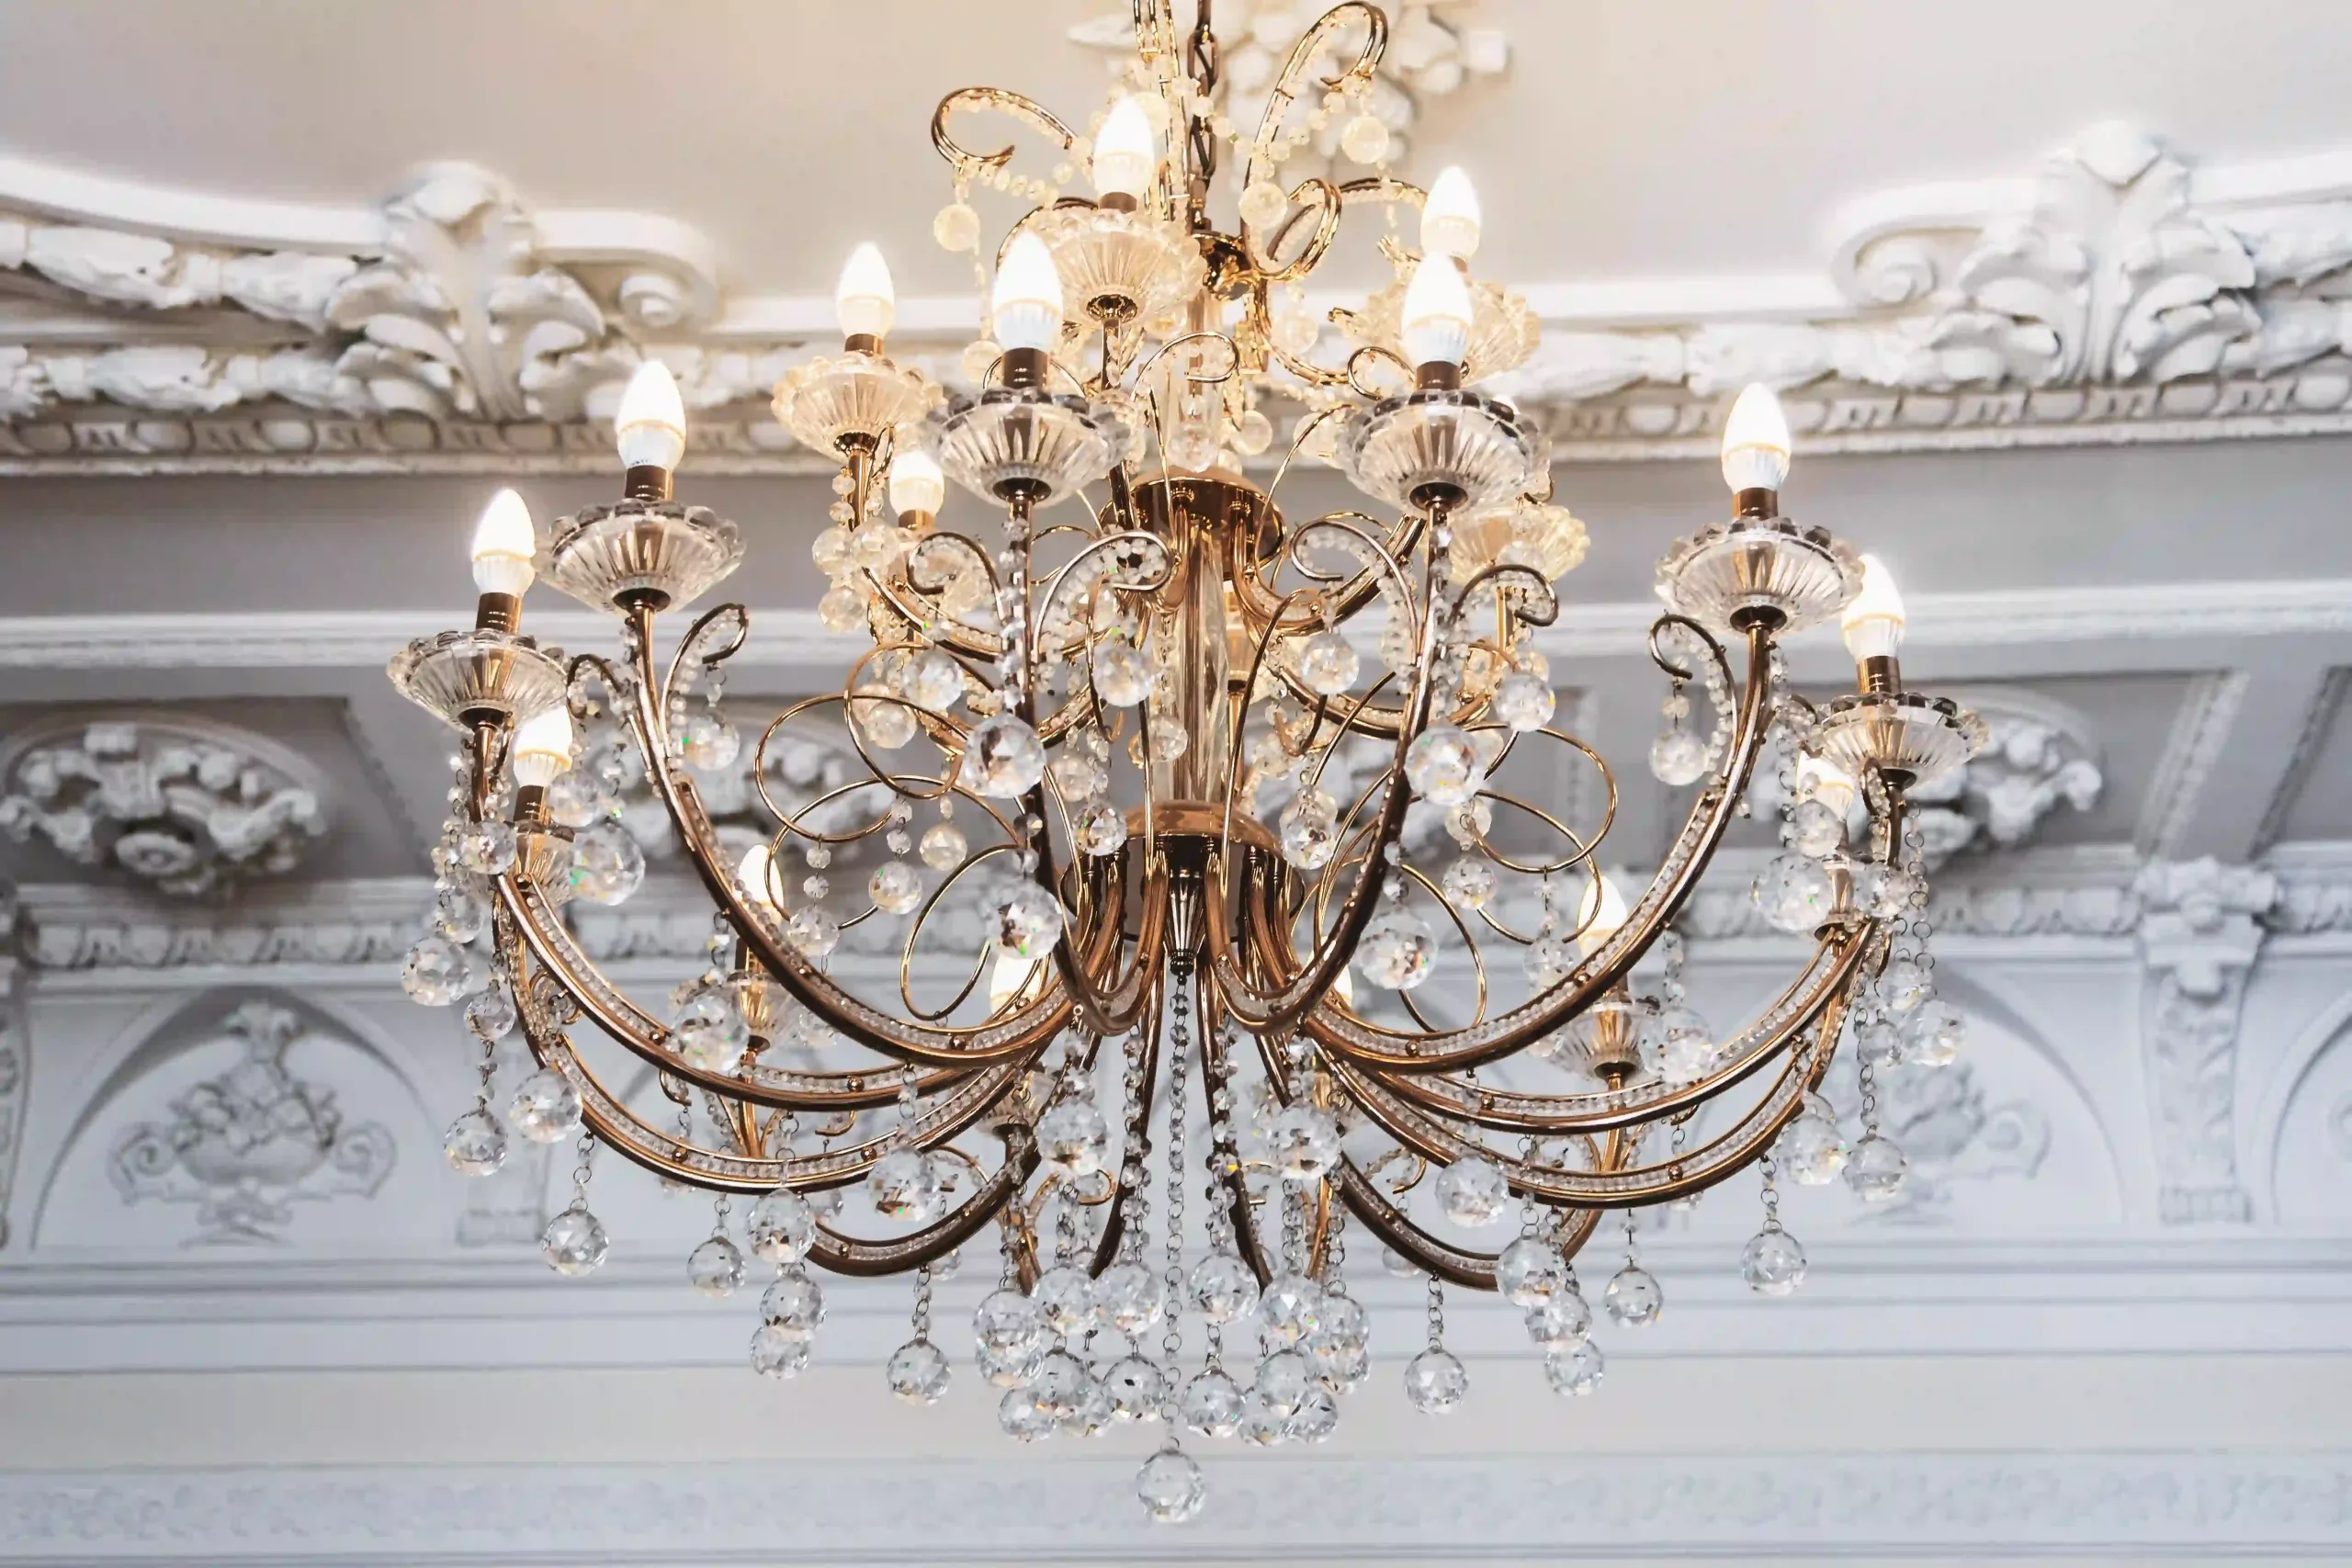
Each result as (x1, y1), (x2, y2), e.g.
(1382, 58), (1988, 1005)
(380, 2), (1987, 1522)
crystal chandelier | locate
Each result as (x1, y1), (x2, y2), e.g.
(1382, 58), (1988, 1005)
(390, 1), (1984, 1522)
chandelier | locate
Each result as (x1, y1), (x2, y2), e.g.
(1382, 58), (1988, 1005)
(389, 1), (1984, 1522)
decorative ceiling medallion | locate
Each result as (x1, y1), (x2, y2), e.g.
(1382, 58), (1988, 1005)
(0, 715), (327, 897)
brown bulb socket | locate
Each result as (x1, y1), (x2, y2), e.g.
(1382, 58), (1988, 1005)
(473, 592), (520, 635)
(1414, 359), (1462, 392)
(1859, 654), (1903, 696)
(1001, 345), (1050, 391)
(624, 465), (673, 502)
(843, 333), (882, 356)
(1734, 487), (1780, 520)
(514, 784), (549, 826)
(898, 508), (935, 534)
(1099, 192), (1138, 213)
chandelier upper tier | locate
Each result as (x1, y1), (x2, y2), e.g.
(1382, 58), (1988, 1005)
(389, 0), (1985, 1524)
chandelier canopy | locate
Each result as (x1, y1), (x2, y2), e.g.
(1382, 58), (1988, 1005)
(390, 0), (1984, 1523)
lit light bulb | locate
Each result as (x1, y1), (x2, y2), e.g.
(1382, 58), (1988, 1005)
(1576, 874), (1630, 957)
(989, 950), (1042, 1010)
(1840, 554), (1907, 662)
(888, 447), (945, 518)
(1091, 94), (1157, 202)
(512, 707), (574, 788)
(1399, 251), (1474, 369)
(990, 231), (1066, 355)
(469, 488), (537, 597)
(1797, 753), (1858, 818)
(1420, 165), (1482, 261)
(739, 842), (778, 908)
(834, 243), (896, 342)
(615, 359), (687, 472)
(1720, 382), (1792, 493)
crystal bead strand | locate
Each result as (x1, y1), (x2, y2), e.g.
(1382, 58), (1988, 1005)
(542, 1130), (607, 1277)
(1404, 1276), (1468, 1413)
(1603, 1209), (1662, 1327)
(441, 1010), (509, 1175)
(1741, 1150), (1807, 1296)
(689, 1194), (745, 1298)
(887, 1264), (951, 1404)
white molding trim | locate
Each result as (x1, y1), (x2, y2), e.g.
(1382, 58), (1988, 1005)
(0, 1452), (2344, 1562)
(5, 579), (2351, 675)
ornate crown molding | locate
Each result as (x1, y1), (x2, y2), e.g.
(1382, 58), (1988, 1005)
(10, 128), (2352, 472)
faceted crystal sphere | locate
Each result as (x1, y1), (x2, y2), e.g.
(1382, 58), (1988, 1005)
(1778, 1107), (1849, 1186)
(1096, 1261), (1167, 1334)
(919, 820), (968, 870)
(1267, 1103), (1342, 1180)
(745, 1186), (818, 1262)
(1790, 796), (1847, 858)
(1356, 907), (1437, 990)
(1904, 998), (1965, 1067)
(1296, 628), (1361, 695)
(998, 1385), (1053, 1441)
(1604, 1263), (1663, 1326)
(818, 581), (866, 634)
(687, 1234), (746, 1298)
(1544, 1338), (1606, 1397)
(933, 199), (980, 251)
(1046, 751), (1107, 799)
(1753, 851), (1837, 934)
(1238, 1393), (1286, 1447)
(541, 1206), (608, 1276)
(1403, 1348), (1470, 1414)
(1492, 671), (1555, 732)
(852, 684), (917, 750)
(901, 648), (965, 711)
(1179, 1368), (1246, 1438)
(1075, 800), (1128, 858)
(865, 1148), (944, 1223)
(1442, 855), (1497, 910)
(434, 882), (490, 942)
(975, 1288), (1049, 1357)
(1258, 1271), (1323, 1346)
(1495, 1235), (1568, 1306)
(1741, 1227), (1808, 1296)
(1037, 1097), (1110, 1173)
(867, 859), (923, 916)
(978, 1339), (1045, 1389)
(1029, 1349), (1091, 1420)
(1405, 725), (1487, 807)
(960, 714), (1048, 797)
(1651, 1005), (1716, 1087)
(401, 936), (473, 1007)
(1091, 640), (1152, 707)
(464, 986), (516, 1043)
(1189, 1252), (1261, 1323)
(1286, 1384), (1341, 1442)
(1238, 176), (1288, 229)
(1522, 935), (1574, 989)
(1033, 1265), (1099, 1337)
(887, 1337), (952, 1404)
(1863, 862), (1921, 918)
(1277, 790), (1340, 871)
(1136, 1447), (1206, 1524)
(750, 1322), (812, 1379)
(1340, 111), (1390, 162)
(811, 525), (853, 574)
(1845, 1133), (1910, 1202)
(1308, 1292), (1369, 1354)
(1436, 1155), (1512, 1226)
(987, 881), (1064, 959)
(570, 823), (647, 906)
(442, 1107), (508, 1176)
(544, 770), (605, 829)
(1881, 958), (1933, 1013)
(456, 820), (518, 876)
(1854, 1016), (1902, 1067)
(1102, 1356), (1163, 1421)
(760, 1269), (827, 1337)
(672, 987), (752, 1074)
(1649, 728), (1709, 786)
(678, 713), (742, 772)
(508, 1067), (583, 1144)
(1526, 1288), (1593, 1347)
(1254, 1349), (1313, 1416)
(785, 904), (842, 961)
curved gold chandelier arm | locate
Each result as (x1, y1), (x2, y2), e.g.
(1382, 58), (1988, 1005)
(931, 85), (1080, 186)
(625, 604), (1080, 1067)
(1295, 621), (1781, 1075)
(1330, 1156), (1608, 1292)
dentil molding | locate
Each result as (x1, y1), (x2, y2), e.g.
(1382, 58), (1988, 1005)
(11, 127), (2352, 471)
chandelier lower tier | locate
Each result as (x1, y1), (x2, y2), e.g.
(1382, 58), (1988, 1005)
(390, 1), (1984, 1523)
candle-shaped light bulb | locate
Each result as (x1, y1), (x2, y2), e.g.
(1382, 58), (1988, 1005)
(1797, 753), (1858, 818)
(1091, 94), (1158, 201)
(1420, 165), (1482, 260)
(738, 842), (778, 908)
(615, 359), (687, 472)
(1720, 382), (1792, 493)
(990, 231), (1065, 354)
(989, 951), (1041, 1010)
(834, 243), (896, 342)
(1840, 554), (1907, 662)
(1399, 251), (1474, 369)
(1576, 874), (1630, 957)
(469, 488), (537, 597)
(512, 707), (574, 788)
(888, 447), (945, 518)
